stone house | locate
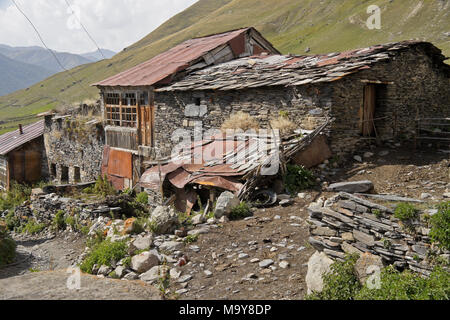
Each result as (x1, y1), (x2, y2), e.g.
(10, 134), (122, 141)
(42, 105), (105, 185)
(0, 120), (48, 190)
(94, 27), (450, 190)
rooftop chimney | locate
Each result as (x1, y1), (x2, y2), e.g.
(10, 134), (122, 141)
(19, 124), (23, 135)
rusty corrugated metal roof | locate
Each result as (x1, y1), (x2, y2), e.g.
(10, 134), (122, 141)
(0, 120), (44, 156)
(157, 40), (449, 92)
(93, 28), (255, 88)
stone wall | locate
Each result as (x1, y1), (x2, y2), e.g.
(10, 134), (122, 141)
(44, 113), (105, 184)
(307, 192), (449, 276)
(329, 48), (450, 156)
(153, 84), (332, 158)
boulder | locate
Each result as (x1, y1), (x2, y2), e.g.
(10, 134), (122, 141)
(114, 266), (126, 278)
(354, 252), (384, 285)
(192, 213), (206, 225)
(150, 206), (179, 235)
(305, 251), (334, 295)
(97, 265), (112, 276)
(122, 218), (137, 235)
(140, 265), (170, 284)
(131, 251), (160, 274)
(214, 191), (240, 218)
(327, 181), (374, 193)
(129, 235), (153, 254)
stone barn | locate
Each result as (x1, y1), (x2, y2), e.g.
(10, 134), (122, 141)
(0, 120), (48, 190)
(155, 40), (450, 158)
(93, 27), (280, 189)
(93, 27), (450, 191)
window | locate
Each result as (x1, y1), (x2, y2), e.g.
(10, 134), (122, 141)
(104, 91), (138, 128)
(139, 92), (149, 106)
(51, 164), (56, 177)
(194, 97), (201, 106)
(61, 166), (69, 183)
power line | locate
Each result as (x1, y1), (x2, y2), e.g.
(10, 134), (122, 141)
(64, 0), (120, 74)
(10, 0), (93, 99)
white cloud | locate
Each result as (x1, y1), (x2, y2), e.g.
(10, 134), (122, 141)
(0, 0), (198, 54)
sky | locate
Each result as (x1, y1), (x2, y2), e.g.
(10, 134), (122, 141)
(0, 0), (198, 54)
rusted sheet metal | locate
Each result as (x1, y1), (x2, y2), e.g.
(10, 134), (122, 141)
(140, 162), (183, 190)
(107, 149), (133, 179)
(192, 176), (243, 193)
(0, 120), (44, 156)
(93, 28), (254, 88)
(101, 146), (111, 176)
(228, 31), (246, 57)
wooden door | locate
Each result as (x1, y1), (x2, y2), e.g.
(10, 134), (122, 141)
(139, 106), (154, 147)
(360, 84), (376, 136)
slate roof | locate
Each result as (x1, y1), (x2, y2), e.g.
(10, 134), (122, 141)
(156, 41), (449, 92)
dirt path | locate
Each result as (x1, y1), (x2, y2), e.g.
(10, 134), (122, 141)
(0, 270), (161, 300)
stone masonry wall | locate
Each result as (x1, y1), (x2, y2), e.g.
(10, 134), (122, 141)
(44, 115), (105, 184)
(308, 192), (449, 276)
(153, 84), (332, 158)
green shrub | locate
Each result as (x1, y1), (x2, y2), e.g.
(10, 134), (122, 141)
(356, 266), (450, 300)
(284, 164), (315, 194)
(184, 234), (199, 244)
(136, 192), (149, 205)
(229, 202), (252, 220)
(430, 202), (450, 251)
(306, 254), (361, 300)
(22, 220), (46, 235)
(4, 211), (21, 232)
(0, 237), (16, 266)
(394, 203), (419, 221)
(80, 240), (128, 274)
(0, 182), (31, 211)
(83, 175), (116, 197)
(52, 210), (66, 230)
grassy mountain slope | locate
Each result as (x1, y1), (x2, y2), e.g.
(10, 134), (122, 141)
(0, 52), (54, 96)
(80, 49), (117, 61)
(0, 0), (449, 134)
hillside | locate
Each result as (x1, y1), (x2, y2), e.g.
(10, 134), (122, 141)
(80, 49), (117, 61)
(0, 52), (54, 96)
(0, 0), (449, 133)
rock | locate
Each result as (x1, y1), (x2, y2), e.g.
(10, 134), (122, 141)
(341, 232), (355, 242)
(131, 251), (160, 274)
(363, 152), (374, 158)
(192, 213), (206, 225)
(177, 274), (193, 283)
(353, 230), (375, 247)
(159, 241), (184, 252)
(379, 150), (389, 157)
(140, 265), (170, 283)
(129, 235), (153, 253)
(259, 259), (274, 268)
(214, 191), (240, 218)
(298, 193), (307, 199)
(170, 268), (182, 280)
(280, 199), (293, 207)
(250, 258), (260, 263)
(204, 270), (213, 278)
(279, 261), (290, 269)
(443, 193), (450, 199)
(123, 272), (139, 280)
(219, 216), (229, 223)
(341, 242), (363, 255)
(355, 252), (384, 285)
(150, 206), (179, 235)
(354, 156), (363, 163)
(238, 253), (249, 259)
(305, 251), (334, 295)
(97, 265), (112, 276)
(327, 181), (374, 193)
(311, 227), (337, 237)
(420, 193), (432, 200)
(114, 266), (126, 278)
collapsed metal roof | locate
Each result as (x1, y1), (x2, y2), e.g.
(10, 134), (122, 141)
(93, 27), (279, 88)
(156, 41), (449, 92)
(0, 120), (44, 156)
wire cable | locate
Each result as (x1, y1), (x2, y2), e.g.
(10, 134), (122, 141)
(10, 0), (93, 98)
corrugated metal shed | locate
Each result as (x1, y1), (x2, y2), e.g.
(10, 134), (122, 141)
(156, 41), (449, 92)
(0, 120), (44, 156)
(94, 27), (277, 88)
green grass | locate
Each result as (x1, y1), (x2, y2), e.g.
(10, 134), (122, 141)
(0, 0), (449, 132)
(80, 239), (128, 274)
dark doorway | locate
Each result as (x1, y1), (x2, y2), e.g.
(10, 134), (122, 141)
(61, 166), (69, 183)
(51, 164), (57, 177)
(360, 84), (376, 137)
(74, 167), (81, 183)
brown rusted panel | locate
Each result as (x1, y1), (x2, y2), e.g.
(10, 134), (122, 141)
(107, 175), (124, 190)
(107, 149), (133, 179)
(25, 150), (41, 182)
(228, 31), (246, 57)
(101, 146), (111, 176)
(292, 135), (332, 169)
(192, 176), (244, 193)
(253, 44), (266, 55)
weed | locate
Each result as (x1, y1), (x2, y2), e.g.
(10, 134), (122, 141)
(284, 164), (315, 194)
(80, 239), (127, 274)
(394, 203), (419, 221)
(184, 234), (199, 244)
(136, 192), (149, 205)
(52, 210), (66, 231)
(229, 202), (252, 220)
(429, 202), (450, 251)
